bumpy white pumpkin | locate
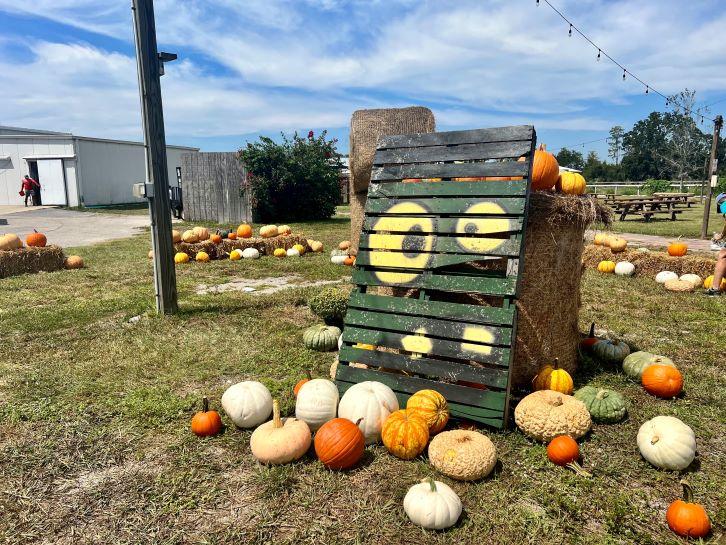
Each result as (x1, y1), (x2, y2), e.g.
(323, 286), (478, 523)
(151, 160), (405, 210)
(286, 248), (300, 257)
(338, 381), (399, 444)
(221, 381), (273, 428)
(614, 261), (635, 276)
(637, 416), (696, 470)
(679, 274), (702, 288)
(241, 247), (260, 259)
(331, 255), (347, 265)
(655, 271), (678, 284)
(295, 378), (339, 431)
(404, 478), (462, 530)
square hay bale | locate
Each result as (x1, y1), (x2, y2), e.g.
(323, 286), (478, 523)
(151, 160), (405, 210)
(176, 235), (310, 259)
(0, 245), (66, 278)
(582, 245), (716, 279)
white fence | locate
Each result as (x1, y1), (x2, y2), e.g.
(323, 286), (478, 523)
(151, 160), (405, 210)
(589, 181), (706, 197)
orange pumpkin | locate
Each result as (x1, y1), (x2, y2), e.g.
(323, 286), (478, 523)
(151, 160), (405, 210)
(546, 435), (579, 466)
(190, 397), (223, 437)
(406, 389), (449, 435)
(666, 480), (711, 538)
(579, 322), (600, 353)
(293, 371), (312, 397)
(210, 233), (223, 244)
(314, 417), (365, 470)
(530, 145), (559, 191)
(381, 409), (429, 460)
(667, 241), (688, 257)
(25, 229), (47, 247)
(642, 365), (683, 398)
(228, 232), (237, 240)
(343, 256), (356, 266)
(237, 224), (253, 239)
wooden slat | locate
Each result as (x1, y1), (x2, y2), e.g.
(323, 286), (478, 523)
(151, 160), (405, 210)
(357, 251), (503, 269)
(371, 161), (528, 182)
(352, 269), (516, 295)
(365, 197), (526, 216)
(374, 140), (532, 164)
(359, 234), (521, 257)
(339, 347), (509, 389)
(347, 292), (515, 326)
(368, 180), (527, 198)
(342, 325), (510, 366)
(363, 215), (523, 235)
(377, 125), (534, 149)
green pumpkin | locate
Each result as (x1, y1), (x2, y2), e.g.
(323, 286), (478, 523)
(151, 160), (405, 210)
(592, 339), (631, 364)
(622, 351), (675, 380)
(574, 386), (627, 423)
(218, 229), (231, 239)
(303, 324), (341, 352)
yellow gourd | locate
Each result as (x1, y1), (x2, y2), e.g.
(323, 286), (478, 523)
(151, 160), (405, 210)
(293, 243), (305, 255)
(273, 248), (286, 258)
(532, 358), (574, 395)
(195, 251), (210, 263)
(597, 260), (616, 273)
(174, 252), (190, 264)
(556, 171), (587, 195)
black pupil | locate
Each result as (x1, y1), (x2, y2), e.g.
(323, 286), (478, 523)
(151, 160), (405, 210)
(465, 222), (478, 234)
(402, 225), (425, 257)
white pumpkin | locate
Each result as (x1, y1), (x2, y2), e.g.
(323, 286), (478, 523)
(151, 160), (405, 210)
(331, 255), (347, 265)
(614, 261), (635, 276)
(403, 478), (462, 530)
(221, 381), (273, 428)
(679, 274), (702, 288)
(242, 247), (260, 259)
(295, 378), (339, 431)
(637, 416), (696, 470)
(286, 248), (300, 257)
(655, 271), (678, 284)
(338, 381), (399, 444)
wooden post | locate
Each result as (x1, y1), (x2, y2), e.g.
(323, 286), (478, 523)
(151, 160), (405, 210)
(701, 115), (723, 239)
(132, 0), (178, 314)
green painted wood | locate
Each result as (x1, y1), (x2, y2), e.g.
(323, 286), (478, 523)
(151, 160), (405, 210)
(339, 346), (509, 389)
(371, 162), (528, 182)
(373, 140), (532, 164)
(341, 325), (510, 367)
(365, 197), (525, 216)
(368, 180), (528, 198)
(377, 125), (534, 149)
(352, 268), (517, 295)
(356, 251), (504, 269)
(358, 234), (521, 258)
(347, 292), (515, 326)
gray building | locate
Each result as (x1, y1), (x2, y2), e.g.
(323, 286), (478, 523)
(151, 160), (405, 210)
(0, 126), (198, 207)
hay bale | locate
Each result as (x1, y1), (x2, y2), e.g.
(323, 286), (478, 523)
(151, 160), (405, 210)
(0, 245), (66, 278)
(349, 190), (367, 254)
(582, 245), (716, 279)
(176, 235), (310, 259)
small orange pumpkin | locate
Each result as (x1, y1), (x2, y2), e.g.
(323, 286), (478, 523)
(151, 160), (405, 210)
(343, 256), (356, 266)
(293, 371), (312, 397)
(381, 409), (429, 460)
(210, 233), (223, 244)
(666, 480), (711, 538)
(579, 322), (600, 352)
(642, 364), (683, 398)
(26, 229), (47, 247)
(546, 435), (590, 476)
(237, 224), (253, 239)
(667, 241), (688, 257)
(530, 144), (560, 191)
(228, 232), (238, 240)
(190, 397), (223, 437)
(314, 417), (365, 470)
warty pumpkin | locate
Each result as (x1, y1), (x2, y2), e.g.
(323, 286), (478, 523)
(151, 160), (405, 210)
(181, 230), (199, 244)
(221, 381), (273, 428)
(260, 225), (278, 238)
(637, 415), (695, 470)
(338, 240), (351, 251)
(309, 240), (324, 252)
(514, 390), (591, 442)
(64, 255), (85, 269)
(666, 480), (711, 538)
(250, 400), (311, 464)
(25, 230), (47, 247)
(532, 358), (573, 395)
(314, 417), (365, 470)
(530, 144), (560, 191)
(242, 247), (260, 259)
(573, 386), (627, 423)
(192, 226), (210, 241)
(190, 396), (223, 437)
(556, 171), (587, 195)
(679, 274), (702, 288)
(664, 278), (695, 292)
(593, 232), (609, 246)
(428, 430), (496, 481)
(641, 364), (683, 398)
(338, 381), (399, 444)
(381, 409), (429, 460)
(406, 389), (449, 435)
(403, 478), (462, 530)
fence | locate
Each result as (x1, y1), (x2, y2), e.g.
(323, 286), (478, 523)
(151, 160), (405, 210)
(589, 180), (706, 197)
(180, 152), (251, 224)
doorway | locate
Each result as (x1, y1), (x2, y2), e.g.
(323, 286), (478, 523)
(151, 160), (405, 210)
(27, 159), (68, 206)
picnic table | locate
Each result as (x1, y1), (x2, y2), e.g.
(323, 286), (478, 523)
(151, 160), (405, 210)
(605, 195), (687, 221)
(652, 192), (698, 207)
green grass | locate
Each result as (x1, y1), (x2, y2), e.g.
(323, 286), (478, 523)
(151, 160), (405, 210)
(0, 218), (724, 544)
(602, 202), (724, 239)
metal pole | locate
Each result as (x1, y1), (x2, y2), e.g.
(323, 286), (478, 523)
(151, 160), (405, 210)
(131, 0), (178, 314)
(701, 115), (723, 239)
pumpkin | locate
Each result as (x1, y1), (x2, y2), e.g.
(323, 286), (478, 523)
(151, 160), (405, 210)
(331, 255), (347, 265)
(530, 144), (560, 190)
(221, 381), (273, 428)
(532, 358), (573, 395)
(579, 323), (600, 352)
(195, 251), (210, 263)
(171, 229), (182, 243)
(314, 417), (365, 470)
(228, 231), (238, 240)
(273, 248), (286, 258)
(229, 249), (242, 261)
(295, 378), (339, 432)
(642, 364), (683, 398)
(210, 233), (223, 244)
(407, 389), (449, 435)
(190, 396), (223, 437)
(655, 271), (678, 284)
(181, 230), (199, 243)
(343, 256), (355, 266)
(65, 255), (85, 269)
(303, 324), (341, 352)
(597, 260), (616, 273)
(278, 225), (292, 236)
(310, 240), (323, 252)
(148, 250), (154, 259)
(608, 237), (628, 253)
(404, 478), (462, 530)
(250, 399), (311, 464)
(293, 371), (312, 397)
(667, 241), (688, 257)
(514, 390), (591, 442)
(174, 252), (190, 264)
(614, 261), (635, 276)
(242, 247), (260, 259)
(236, 224), (252, 238)
(381, 409), (429, 460)
(666, 481), (711, 538)
(286, 248), (300, 257)
(637, 415), (696, 470)
(218, 229), (230, 239)
(556, 171), (586, 195)
(292, 243), (305, 255)
(260, 225), (278, 238)
(0, 233), (23, 251)
(703, 275), (726, 290)
(339, 240), (351, 251)
(593, 233), (609, 246)
(546, 435), (591, 476)
(573, 386), (627, 423)
(622, 351), (675, 380)
(428, 430), (496, 481)
(192, 226), (210, 240)
(664, 279), (695, 292)
(679, 274), (702, 288)
(338, 381), (399, 444)
(25, 230), (47, 247)
(592, 339), (630, 364)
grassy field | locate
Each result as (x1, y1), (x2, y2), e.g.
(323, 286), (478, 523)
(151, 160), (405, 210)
(603, 202), (724, 239)
(0, 215), (724, 544)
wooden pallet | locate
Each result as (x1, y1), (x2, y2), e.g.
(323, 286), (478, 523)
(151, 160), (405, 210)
(335, 125), (537, 428)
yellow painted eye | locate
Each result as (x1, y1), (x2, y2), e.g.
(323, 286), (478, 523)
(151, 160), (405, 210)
(401, 327), (432, 356)
(460, 325), (494, 355)
(455, 202), (511, 253)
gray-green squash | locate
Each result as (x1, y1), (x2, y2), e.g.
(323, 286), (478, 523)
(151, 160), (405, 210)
(592, 339), (631, 364)
(622, 351), (675, 380)
(303, 324), (341, 352)
(573, 386), (627, 423)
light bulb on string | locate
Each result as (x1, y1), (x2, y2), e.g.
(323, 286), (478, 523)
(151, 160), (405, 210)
(596, 49), (601, 62)
(622, 69), (626, 81)
(568, 24), (572, 37)
(536, 0), (539, 5)
(645, 86), (649, 94)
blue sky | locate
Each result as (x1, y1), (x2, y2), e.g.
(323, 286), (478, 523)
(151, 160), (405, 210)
(1, 0), (724, 160)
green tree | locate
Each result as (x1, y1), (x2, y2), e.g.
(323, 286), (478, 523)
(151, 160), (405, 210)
(621, 112), (670, 180)
(555, 148), (584, 170)
(608, 125), (624, 165)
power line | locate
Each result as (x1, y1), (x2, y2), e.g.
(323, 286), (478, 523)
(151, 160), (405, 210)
(549, 136), (610, 153)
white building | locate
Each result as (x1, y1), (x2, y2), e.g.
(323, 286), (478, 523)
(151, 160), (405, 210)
(0, 126), (198, 207)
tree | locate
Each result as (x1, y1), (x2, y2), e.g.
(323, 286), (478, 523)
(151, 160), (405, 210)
(608, 126), (624, 165)
(555, 148), (584, 170)
(621, 112), (670, 180)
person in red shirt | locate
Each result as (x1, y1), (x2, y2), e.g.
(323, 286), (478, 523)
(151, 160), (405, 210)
(20, 175), (40, 207)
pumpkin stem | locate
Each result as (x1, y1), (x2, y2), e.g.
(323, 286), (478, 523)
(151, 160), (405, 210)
(355, 418), (364, 426)
(202, 396), (209, 413)
(566, 462), (592, 478)
(305, 369), (312, 380)
(651, 435), (660, 445)
(595, 389), (608, 400)
(588, 322), (595, 338)
(553, 357), (560, 370)
(272, 400), (283, 429)
(552, 396), (563, 407)
(680, 480), (694, 503)
(427, 477), (437, 492)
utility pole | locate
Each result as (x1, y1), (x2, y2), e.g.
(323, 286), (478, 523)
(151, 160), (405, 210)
(131, 0), (178, 314)
(701, 115), (723, 239)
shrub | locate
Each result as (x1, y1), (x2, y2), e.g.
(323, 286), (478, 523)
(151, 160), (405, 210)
(308, 286), (349, 326)
(239, 131), (342, 222)
(640, 179), (673, 195)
